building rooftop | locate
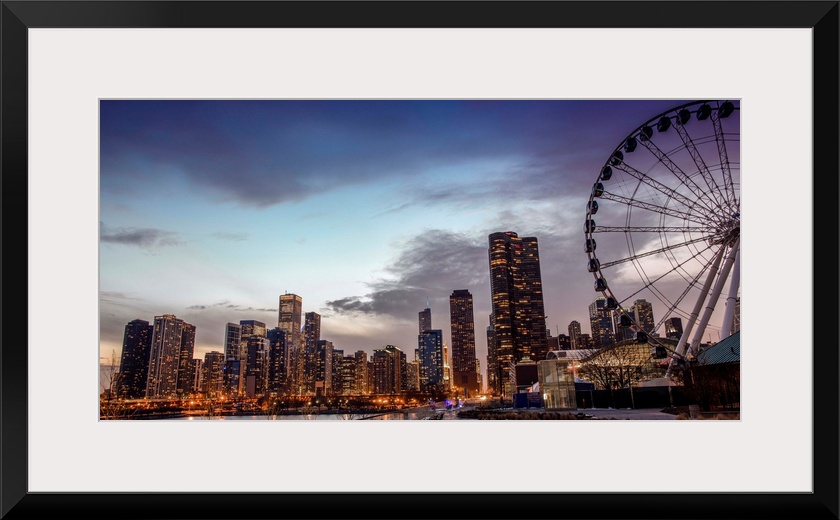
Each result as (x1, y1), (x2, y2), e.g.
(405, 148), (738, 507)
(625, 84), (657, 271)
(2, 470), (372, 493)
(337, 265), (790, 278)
(546, 349), (597, 360)
(696, 331), (740, 365)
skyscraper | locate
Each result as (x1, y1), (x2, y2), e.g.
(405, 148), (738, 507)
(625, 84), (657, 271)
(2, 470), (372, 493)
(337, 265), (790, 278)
(332, 349), (345, 395)
(614, 307), (635, 342)
(240, 320), (267, 345)
(117, 319), (153, 399)
(632, 299), (656, 335)
(202, 351), (225, 397)
(449, 289), (480, 397)
(224, 323), (242, 361)
(278, 293), (303, 338)
(303, 312), (321, 394)
(190, 358), (203, 395)
(176, 322), (196, 396)
(417, 302), (444, 394)
(588, 297), (615, 349)
(238, 320), (267, 396)
(267, 327), (289, 395)
(146, 314), (186, 398)
(418, 301), (431, 334)
(278, 293), (304, 394)
(486, 315), (497, 395)
(488, 231), (548, 395)
(568, 320), (582, 350)
(665, 317), (684, 340)
(245, 335), (269, 397)
(314, 339), (333, 395)
(372, 345), (406, 395)
(418, 330), (444, 394)
(354, 350), (369, 394)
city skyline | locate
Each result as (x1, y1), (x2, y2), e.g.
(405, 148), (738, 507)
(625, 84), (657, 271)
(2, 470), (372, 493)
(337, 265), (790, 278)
(100, 99), (736, 374)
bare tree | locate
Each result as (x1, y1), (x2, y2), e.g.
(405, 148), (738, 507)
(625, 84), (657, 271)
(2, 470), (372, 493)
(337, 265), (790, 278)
(100, 349), (135, 419)
(578, 343), (657, 409)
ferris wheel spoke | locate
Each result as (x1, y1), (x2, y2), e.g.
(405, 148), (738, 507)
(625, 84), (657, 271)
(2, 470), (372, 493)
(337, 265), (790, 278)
(671, 118), (730, 211)
(599, 191), (711, 226)
(711, 109), (737, 210)
(612, 240), (720, 310)
(650, 248), (724, 333)
(599, 235), (711, 269)
(637, 137), (727, 218)
(612, 162), (718, 222)
(592, 226), (714, 233)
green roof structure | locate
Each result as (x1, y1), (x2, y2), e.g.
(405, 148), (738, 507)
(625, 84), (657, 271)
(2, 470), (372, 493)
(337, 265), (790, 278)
(696, 331), (740, 365)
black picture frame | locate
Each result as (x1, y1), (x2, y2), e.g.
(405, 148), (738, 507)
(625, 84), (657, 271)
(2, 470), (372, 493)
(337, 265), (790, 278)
(2, 2), (837, 519)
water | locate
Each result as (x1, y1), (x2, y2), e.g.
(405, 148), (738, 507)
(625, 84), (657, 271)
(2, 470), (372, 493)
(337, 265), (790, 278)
(172, 407), (440, 421)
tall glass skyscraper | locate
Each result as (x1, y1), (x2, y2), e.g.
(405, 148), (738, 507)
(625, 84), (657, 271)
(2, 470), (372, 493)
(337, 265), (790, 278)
(568, 320), (582, 350)
(449, 289), (479, 397)
(278, 293), (304, 394)
(224, 322), (242, 361)
(176, 322), (196, 395)
(146, 314), (187, 398)
(418, 302), (431, 334)
(117, 319), (153, 398)
(588, 297), (615, 349)
(665, 317), (684, 340)
(303, 312), (321, 394)
(632, 299), (656, 335)
(488, 231), (548, 395)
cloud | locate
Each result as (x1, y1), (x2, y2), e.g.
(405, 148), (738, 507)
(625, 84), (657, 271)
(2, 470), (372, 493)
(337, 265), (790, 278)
(99, 291), (145, 304)
(187, 300), (275, 313)
(100, 222), (181, 248)
(325, 229), (488, 320)
(100, 100), (689, 209)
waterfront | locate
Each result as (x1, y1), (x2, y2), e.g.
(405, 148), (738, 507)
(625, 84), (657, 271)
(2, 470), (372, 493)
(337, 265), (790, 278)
(167, 405), (458, 421)
(154, 405), (681, 421)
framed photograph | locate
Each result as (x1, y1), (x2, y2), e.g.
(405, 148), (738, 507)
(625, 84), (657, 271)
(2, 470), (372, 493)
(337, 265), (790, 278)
(3, 1), (837, 518)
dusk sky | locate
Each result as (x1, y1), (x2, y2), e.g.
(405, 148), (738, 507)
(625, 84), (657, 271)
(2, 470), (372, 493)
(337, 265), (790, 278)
(99, 99), (737, 375)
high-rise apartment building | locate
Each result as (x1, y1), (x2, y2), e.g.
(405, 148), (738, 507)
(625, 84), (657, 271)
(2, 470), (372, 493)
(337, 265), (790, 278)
(589, 297), (615, 349)
(278, 293), (303, 338)
(303, 312), (321, 394)
(314, 339), (333, 396)
(486, 315), (497, 396)
(332, 349), (345, 395)
(568, 320), (582, 350)
(354, 350), (369, 394)
(117, 319), (153, 399)
(614, 307), (636, 342)
(278, 293), (304, 394)
(190, 358), (203, 395)
(488, 231), (548, 395)
(203, 351), (225, 397)
(372, 345), (406, 395)
(632, 299), (656, 335)
(418, 330), (444, 394)
(146, 314), (187, 398)
(176, 322), (196, 395)
(449, 289), (480, 397)
(245, 335), (269, 397)
(267, 327), (289, 395)
(406, 360), (421, 392)
(665, 317), (684, 340)
(224, 323), (242, 361)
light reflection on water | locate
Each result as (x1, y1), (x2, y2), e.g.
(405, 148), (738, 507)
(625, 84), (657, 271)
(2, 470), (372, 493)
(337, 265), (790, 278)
(180, 410), (429, 421)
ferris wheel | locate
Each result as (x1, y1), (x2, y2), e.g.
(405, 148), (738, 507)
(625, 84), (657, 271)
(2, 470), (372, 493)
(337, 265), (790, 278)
(583, 100), (740, 376)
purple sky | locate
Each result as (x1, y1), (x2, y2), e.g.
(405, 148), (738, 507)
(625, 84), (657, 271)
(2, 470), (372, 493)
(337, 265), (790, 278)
(100, 99), (739, 384)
